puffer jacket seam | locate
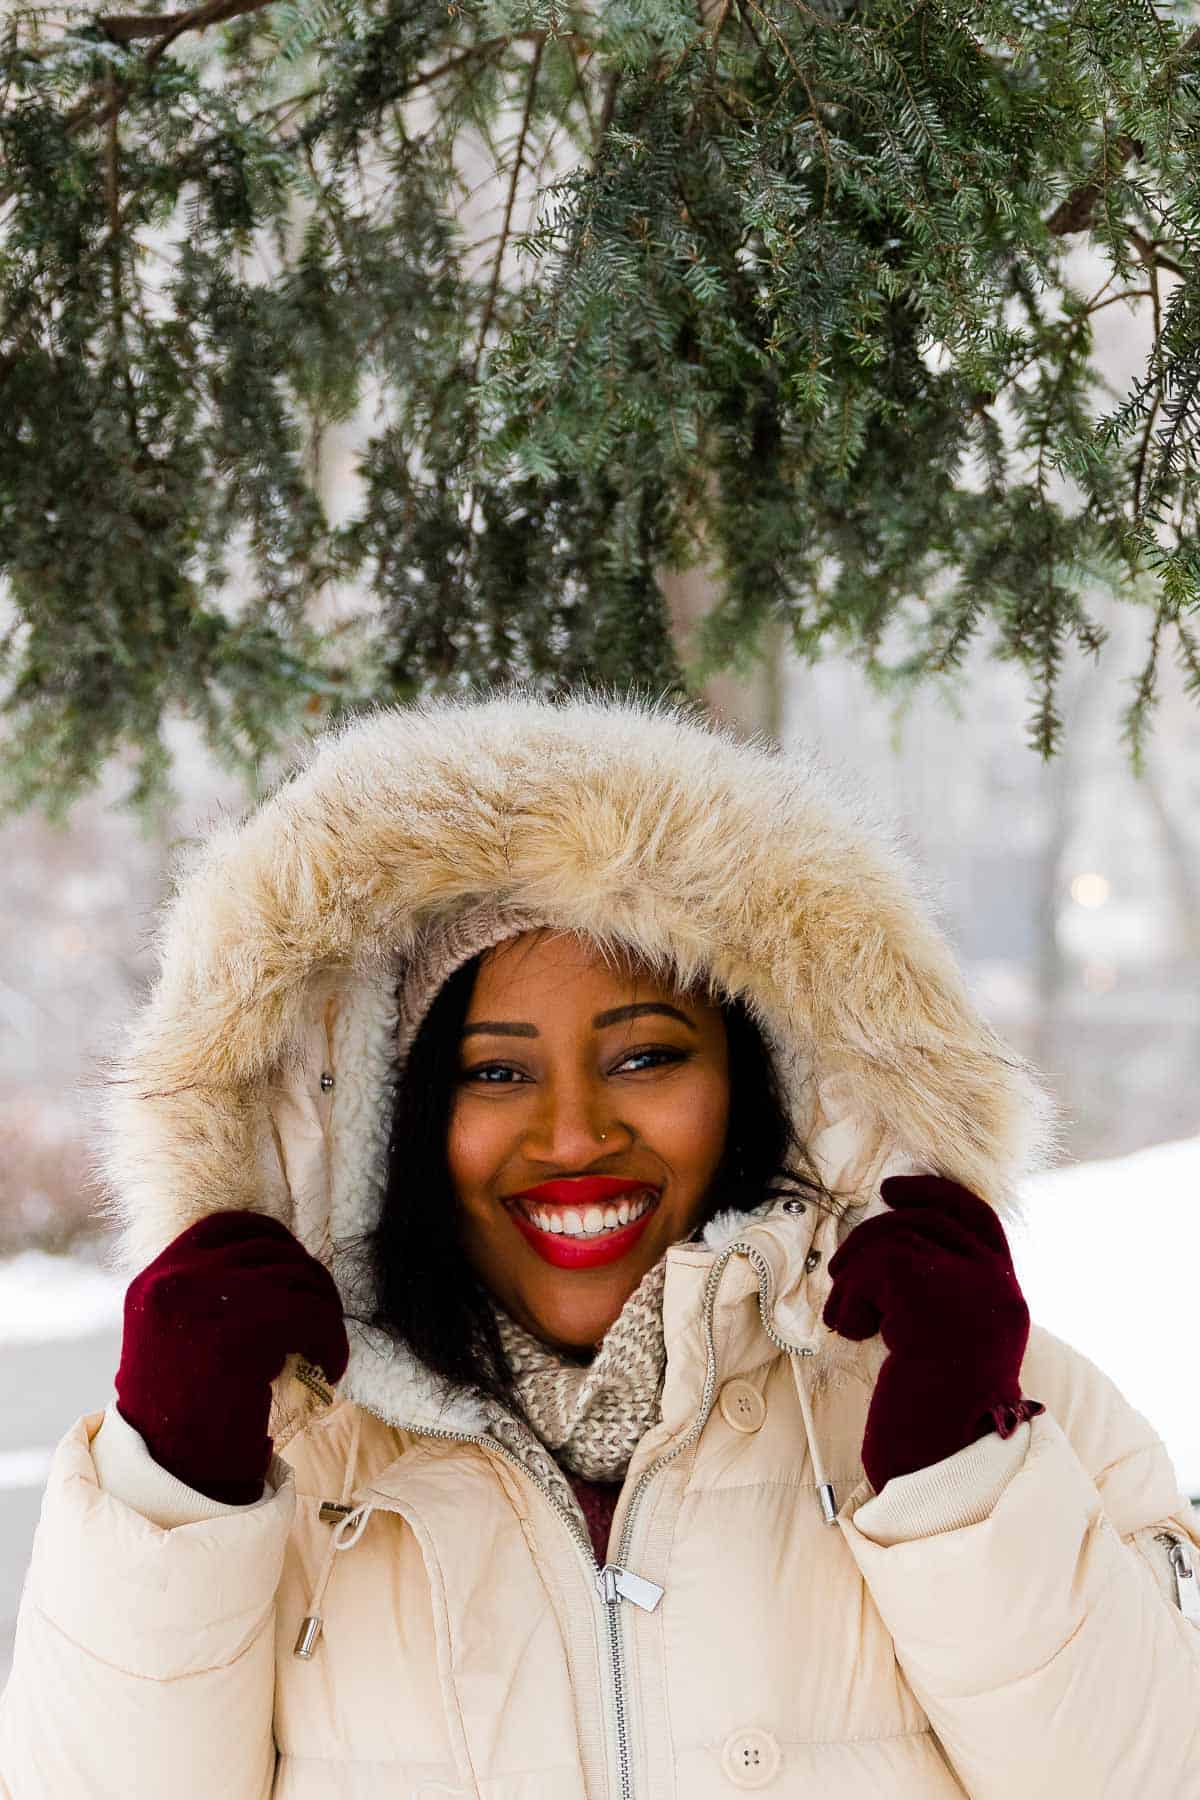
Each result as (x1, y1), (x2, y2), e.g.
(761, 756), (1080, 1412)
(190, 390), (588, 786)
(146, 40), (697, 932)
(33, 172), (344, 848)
(507, 1507), (596, 1787)
(1089, 1435), (1184, 1516)
(910, 1555), (1109, 1706)
(641, 1301), (738, 1800)
(697, 1724), (941, 1749)
(394, 1500), (481, 1793)
(1091, 1434), (1166, 1479)
(24, 1597), (274, 1683)
(644, 1445), (692, 1800)
(277, 1748), (590, 1775)
(683, 1474), (860, 1499)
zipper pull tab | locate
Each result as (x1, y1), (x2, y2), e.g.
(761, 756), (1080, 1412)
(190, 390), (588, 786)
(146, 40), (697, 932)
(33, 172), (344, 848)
(594, 1564), (665, 1612)
(1161, 1536), (1200, 1624)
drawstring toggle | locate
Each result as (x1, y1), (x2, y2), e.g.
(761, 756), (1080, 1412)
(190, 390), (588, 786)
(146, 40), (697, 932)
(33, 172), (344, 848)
(294, 1498), (375, 1659)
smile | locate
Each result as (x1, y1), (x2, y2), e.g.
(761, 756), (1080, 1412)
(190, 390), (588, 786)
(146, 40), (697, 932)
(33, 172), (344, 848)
(517, 1191), (657, 1239)
(504, 1183), (662, 1270)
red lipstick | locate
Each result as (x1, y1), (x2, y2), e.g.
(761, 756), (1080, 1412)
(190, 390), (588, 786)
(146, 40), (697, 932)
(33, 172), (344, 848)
(506, 1176), (662, 1270)
(515, 1176), (651, 1205)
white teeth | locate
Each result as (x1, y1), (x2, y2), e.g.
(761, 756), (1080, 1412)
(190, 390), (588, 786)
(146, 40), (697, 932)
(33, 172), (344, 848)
(519, 1191), (657, 1239)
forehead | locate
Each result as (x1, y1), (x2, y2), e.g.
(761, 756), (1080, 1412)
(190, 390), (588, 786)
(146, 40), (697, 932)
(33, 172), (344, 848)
(469, 929), (701, 1009)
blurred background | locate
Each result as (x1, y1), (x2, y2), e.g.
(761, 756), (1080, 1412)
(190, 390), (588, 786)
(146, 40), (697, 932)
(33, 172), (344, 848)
(3, 618), (1198, 1681)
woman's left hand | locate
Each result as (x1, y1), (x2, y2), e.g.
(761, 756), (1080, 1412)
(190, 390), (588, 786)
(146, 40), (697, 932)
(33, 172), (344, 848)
(822, 1174), (1045, 1493)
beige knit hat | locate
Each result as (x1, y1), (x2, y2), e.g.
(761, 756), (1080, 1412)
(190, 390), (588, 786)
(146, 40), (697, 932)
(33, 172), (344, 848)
(394, 901), (566, 1069)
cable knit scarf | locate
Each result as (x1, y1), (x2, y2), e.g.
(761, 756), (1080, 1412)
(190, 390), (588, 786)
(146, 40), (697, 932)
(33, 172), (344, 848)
(485, 1253), (670, 1492)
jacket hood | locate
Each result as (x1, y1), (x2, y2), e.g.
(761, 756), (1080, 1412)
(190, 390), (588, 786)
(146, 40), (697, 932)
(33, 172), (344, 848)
(96, 689), (1053, 1440)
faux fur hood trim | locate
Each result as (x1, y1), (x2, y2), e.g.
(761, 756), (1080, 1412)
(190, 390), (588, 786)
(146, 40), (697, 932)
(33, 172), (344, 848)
(94, 689), (1053, 1430)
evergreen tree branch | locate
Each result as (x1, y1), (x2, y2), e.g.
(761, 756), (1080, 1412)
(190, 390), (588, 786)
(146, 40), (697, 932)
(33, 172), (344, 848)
(1133, 239), (1165, 519)
(1046, 129), (1143, 238)
(1127, 227), (1186, 282)
(1046, 24), (1200, 236)
(594, 67), (623, 160)
(471, 36), (545, 387)
(4, 0), (1200, 810)
(98, 2), (268, 44)
(67, 0), (278, 136)
(741, 0), (832, 212)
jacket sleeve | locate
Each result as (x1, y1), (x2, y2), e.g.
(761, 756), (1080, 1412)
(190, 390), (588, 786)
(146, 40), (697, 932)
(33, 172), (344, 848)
(838, 1325), (1200, 1799)
(90, 1398), (276, 1527)
(0, 1408), (295, 1800)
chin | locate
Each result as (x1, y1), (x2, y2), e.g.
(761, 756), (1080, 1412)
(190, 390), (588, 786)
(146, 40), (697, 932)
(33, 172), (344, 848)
(519, 1278), (632, 1353)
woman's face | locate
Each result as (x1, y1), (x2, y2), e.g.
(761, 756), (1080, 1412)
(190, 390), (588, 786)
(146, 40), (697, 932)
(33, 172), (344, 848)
(447, 930), (731, 1354)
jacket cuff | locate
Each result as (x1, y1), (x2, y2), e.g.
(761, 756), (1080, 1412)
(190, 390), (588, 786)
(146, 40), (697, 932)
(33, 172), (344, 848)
(852, 1422), (1032, 1546)
(92, 1399), (274, 1528)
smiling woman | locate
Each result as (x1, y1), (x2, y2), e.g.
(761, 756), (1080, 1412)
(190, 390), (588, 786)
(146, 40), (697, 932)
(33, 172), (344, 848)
(2, 692), (1198, 1800)
(450, 931), (732, 1351)
(341, 914), (825, 1439)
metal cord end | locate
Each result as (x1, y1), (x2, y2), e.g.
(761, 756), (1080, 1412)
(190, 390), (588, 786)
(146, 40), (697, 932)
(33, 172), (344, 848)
(818, 1481), (839, 1525)
(294, 1615), (323, 1659)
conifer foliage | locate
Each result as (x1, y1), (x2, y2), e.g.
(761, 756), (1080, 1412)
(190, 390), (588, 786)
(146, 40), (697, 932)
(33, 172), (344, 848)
(1, 0), (1198, 810)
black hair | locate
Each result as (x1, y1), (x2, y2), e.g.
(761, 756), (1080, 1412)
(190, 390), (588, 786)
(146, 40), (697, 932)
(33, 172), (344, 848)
(338, 950), (839, 1417)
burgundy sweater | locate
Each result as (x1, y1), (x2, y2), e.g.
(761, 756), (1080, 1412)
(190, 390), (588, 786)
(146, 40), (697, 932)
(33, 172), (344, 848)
(564, 1470), (623, 1565)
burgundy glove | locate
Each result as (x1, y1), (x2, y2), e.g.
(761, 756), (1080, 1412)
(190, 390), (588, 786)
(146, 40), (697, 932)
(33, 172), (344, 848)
(115, 1211), (349, 1505)
(822, 1174), (1044, 1493)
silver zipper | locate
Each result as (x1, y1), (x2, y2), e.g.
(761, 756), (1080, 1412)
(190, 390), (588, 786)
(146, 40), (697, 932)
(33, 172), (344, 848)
(591, 1235), (819, 1798)
(306, 1246), (754, 1800)
(299, 1224), (814, 1799)
(321, 1396), (656, 1800)
(611, 1237), (816, 1572)
(1155, 1530), (1200, 1623)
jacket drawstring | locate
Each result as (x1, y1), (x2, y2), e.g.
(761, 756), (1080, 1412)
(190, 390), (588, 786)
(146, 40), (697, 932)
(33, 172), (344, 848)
(294, 1407), (373, 1660)
(296, 1235), (839, 1664)
(795, 1357), (839, 1525)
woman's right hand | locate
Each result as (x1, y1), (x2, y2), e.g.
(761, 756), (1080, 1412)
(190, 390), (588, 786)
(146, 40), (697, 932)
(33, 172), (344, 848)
(114, 1210), (349, 1505)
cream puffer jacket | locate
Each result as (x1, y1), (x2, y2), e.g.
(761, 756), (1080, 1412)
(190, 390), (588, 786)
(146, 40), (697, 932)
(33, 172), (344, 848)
(2, 693), (1198, 1799)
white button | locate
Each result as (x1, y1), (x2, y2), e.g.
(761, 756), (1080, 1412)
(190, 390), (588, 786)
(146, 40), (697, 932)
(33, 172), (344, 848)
(718, 1379), (766, 1434)
(721, 1726), (781, 1788)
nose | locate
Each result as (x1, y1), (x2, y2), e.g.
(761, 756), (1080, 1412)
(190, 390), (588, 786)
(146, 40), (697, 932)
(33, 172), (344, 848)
(521, 1073), (621, 1167)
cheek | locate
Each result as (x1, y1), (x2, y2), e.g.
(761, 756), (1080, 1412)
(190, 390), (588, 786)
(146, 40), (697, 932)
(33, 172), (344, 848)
(641, 1067), (730, 1176)
(446, 1107), (511, 1256)
(446, 1101), (502, 1196)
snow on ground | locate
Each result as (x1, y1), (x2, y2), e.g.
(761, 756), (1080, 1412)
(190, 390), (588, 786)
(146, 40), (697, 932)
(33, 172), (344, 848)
(0, 1449), (52, 1488)
(0, 1248), (124, 1344)
(1009, 1135), (1200, 1498)
(0, 1137), (1196, 1493)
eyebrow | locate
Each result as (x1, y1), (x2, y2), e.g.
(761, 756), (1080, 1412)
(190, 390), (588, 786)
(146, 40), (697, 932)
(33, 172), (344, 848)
(461, 1001), (698, 1039)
